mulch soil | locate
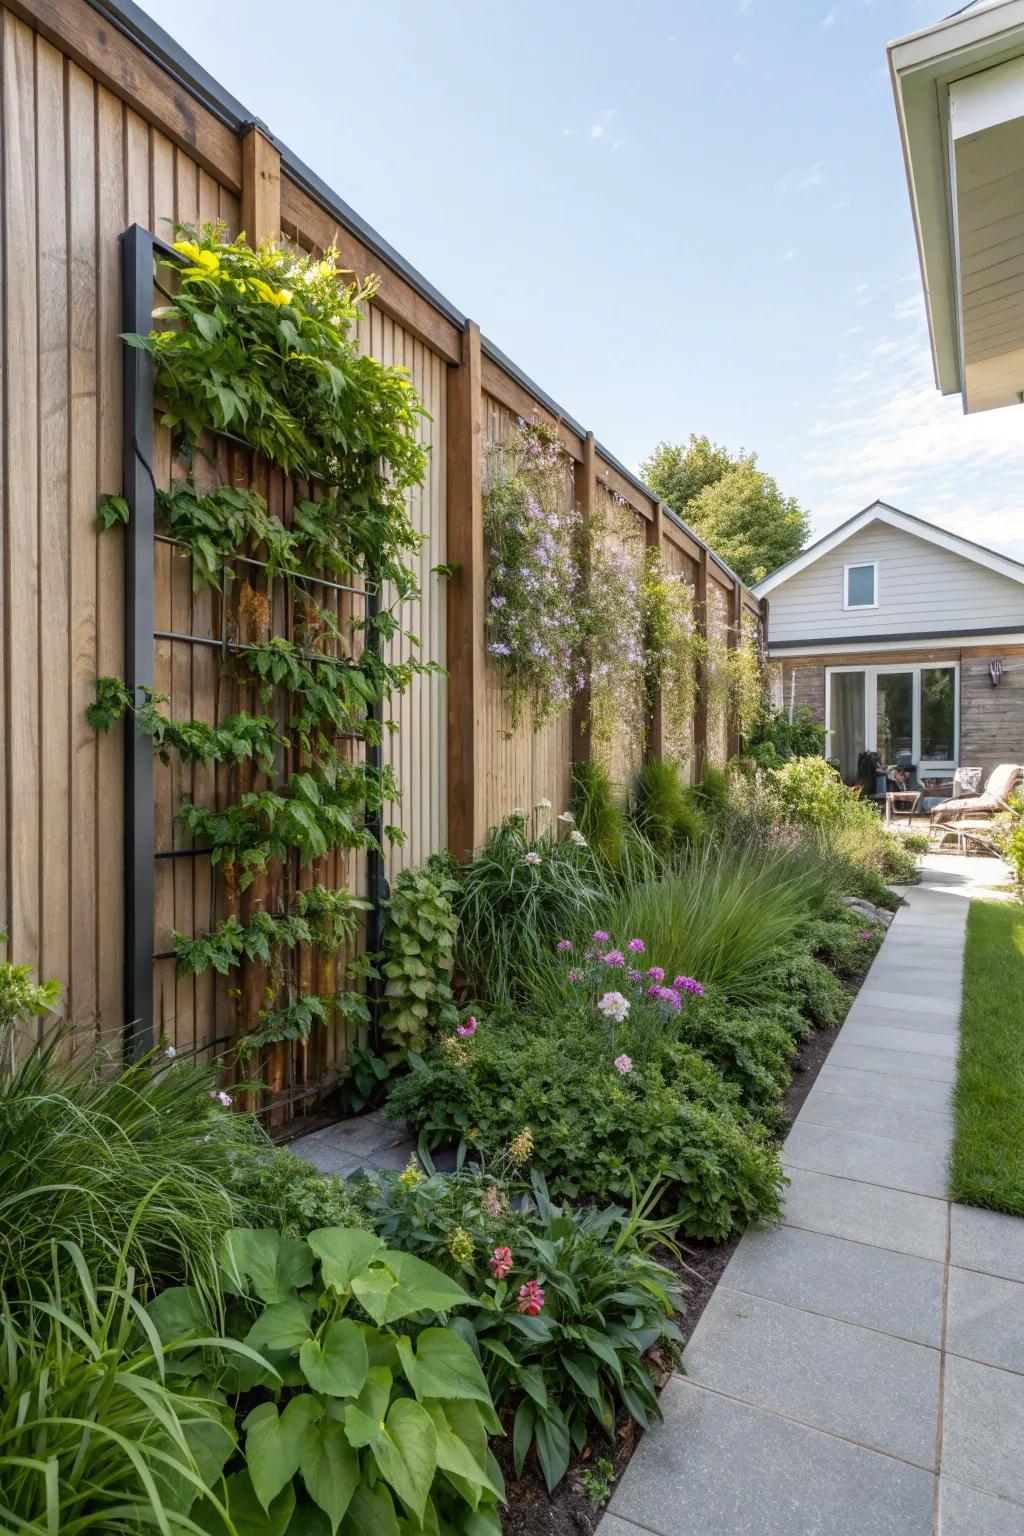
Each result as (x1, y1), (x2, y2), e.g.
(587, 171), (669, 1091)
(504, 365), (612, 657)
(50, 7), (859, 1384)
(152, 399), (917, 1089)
(497, 962), (870, 1535)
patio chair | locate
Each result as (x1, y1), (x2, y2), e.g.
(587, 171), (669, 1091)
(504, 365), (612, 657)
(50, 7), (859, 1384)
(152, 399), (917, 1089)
(929, 763), (1022, 827)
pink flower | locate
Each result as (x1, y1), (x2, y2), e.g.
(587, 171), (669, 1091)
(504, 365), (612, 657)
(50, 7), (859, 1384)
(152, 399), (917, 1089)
(674, 976), (704, 997)
(517, 1280), (546, 1316)
(556, 939), (573, 952)
(593, 930), (610, 944)
(603, 949), (626, 968)
(457, 1016), (478, 1037)
(209, 1090), (232, 1108)
(490, 1246), (513, 1280)
(857, 929), (877, 941)
(614, 1053), (633, 1075)
(627, 968), (643, 983)
(524, 851), (542, 866)
(647, 966), (665, 984)
(627, 938), (646, 954)
(568, 969), (581, 982)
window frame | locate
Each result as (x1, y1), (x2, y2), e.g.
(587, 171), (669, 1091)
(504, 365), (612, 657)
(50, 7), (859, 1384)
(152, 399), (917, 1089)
(843, 560), (879, 611)
(823, 660), (959, 775)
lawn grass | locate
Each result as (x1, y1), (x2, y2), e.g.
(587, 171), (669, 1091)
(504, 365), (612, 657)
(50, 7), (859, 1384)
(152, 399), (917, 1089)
(949, 898), (1024, 1215)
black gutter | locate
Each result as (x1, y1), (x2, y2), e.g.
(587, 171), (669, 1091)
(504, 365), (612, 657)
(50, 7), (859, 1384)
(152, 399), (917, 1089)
(768, 624), (1024, 650)
(86, 0), (754, 597)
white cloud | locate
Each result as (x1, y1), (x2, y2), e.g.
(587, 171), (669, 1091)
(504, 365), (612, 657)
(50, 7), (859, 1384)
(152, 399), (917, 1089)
(793, 310), (1024, 558)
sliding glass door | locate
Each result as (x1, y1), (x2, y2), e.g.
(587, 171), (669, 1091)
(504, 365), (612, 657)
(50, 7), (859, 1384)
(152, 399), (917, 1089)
(825, 663), (958, 784)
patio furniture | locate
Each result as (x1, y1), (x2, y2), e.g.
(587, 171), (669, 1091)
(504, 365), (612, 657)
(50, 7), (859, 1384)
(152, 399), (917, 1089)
(886, 789), (922, 825)
(930, 762), (1022, 826)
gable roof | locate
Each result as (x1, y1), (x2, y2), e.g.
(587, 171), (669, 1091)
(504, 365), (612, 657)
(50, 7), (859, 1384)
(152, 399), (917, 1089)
(753, 500), (1024, 597)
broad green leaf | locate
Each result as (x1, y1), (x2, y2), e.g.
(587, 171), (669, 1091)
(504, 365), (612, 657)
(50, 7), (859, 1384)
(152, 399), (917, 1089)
(300, 1319), (369, 1398)
(308, 1227), (384, 1294)
(220, 1229), (313, 1303)
(534, 1407), (571, 1493)
(349, 1265), (397, 1326)
(353, 1251), (471, 1324)
(512, 1399), (535, 1480)
(421, 1401), (503, 1507)
(285, 1506), (331, 1536)
(243, 1396), (323, 1512)
(513, 1364), (548, 1410)
(350, 1364), (393, 1424)
(146, 1285), (206, 1345)
(246, 1298), (313, 1355)
(373, 1398), (438, 1526)
(204, 1469), (295, 1536)
(340, 1484), (400, 1536)
(299, 1417), (359, 1533)
(394, 1328), (492, 1405)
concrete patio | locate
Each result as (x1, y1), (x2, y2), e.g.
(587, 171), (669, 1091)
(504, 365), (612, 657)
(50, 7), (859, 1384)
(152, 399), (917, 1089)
(602, 853), (1024, 1536)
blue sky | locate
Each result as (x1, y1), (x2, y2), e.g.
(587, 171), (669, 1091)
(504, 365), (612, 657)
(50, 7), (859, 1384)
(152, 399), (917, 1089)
(143, 0), (1024, 557)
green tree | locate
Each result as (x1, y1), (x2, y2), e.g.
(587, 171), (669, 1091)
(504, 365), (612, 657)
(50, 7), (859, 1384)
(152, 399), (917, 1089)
(641, 435), (809, 584)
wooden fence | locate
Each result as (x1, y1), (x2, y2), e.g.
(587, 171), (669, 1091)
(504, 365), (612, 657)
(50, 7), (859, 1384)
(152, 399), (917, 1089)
(0, 0), (763, 1105)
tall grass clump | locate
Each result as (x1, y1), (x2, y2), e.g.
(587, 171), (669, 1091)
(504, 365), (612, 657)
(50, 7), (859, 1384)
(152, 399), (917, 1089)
(609, 839), (821, 1006)
(453, 813), (609, 1001)
(629, 759), (704, 859)
(571, 759), (626, 865)
(0, 1028), (267, 1310)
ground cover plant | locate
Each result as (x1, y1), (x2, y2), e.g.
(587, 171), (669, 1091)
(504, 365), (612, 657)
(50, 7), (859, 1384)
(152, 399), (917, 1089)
(949, 898), (1024, 1215)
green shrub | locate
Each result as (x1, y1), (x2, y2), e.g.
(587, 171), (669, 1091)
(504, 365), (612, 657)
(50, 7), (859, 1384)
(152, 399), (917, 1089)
(685, 764), (731, 819)
(379, 857), (460, 1054)
(679, 996), (808, 1119)
(366, 1166), (683, 1491)
(804, 911), (881, 977)
(629, 759), (704, 858)
(0, 1241), (238, 1534)
(232, 1145), (372, 1237)
(208, 1225), (504, 1531)
(760, 949), (849, 1028)
(746, 706), (825, 768)
(572, 759), (627, 864)
(453, 813), (609, 1002)
(607, 839), (820, 1007)
(387, 1014), (785, 1240)
(0, 1029), (267, 1310)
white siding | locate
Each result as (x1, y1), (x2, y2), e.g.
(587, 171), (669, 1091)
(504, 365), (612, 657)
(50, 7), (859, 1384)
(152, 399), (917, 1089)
(768, 522), (1024, 643)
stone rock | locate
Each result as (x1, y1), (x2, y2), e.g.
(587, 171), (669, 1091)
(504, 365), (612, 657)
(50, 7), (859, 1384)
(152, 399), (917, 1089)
(842, 896), (895, 927)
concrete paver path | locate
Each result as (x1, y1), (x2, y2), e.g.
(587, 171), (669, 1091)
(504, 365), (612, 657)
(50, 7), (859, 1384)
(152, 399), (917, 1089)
(604, 854), (1024, 1536)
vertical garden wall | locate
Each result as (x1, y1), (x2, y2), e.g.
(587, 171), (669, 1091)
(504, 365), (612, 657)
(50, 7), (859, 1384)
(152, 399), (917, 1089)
(0, 0), (763, 1104)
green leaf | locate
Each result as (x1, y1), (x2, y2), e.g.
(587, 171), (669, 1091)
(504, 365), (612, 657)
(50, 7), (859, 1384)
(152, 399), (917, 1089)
(512, 1399), (535, 1480)
(246, 1297), (314, 1355)
(299, 1319), (369, 1398)
(534, 1407), (571, 1493)
(513, 1364), (548, 1410)
(221, 1229), (314, 1303)
(352, 1251), (472, 1324)
(307, 1227), (384, 1294)
(146, 1284), (207, 1345)
(244, 1396), (323, 1512)
(340, 1484), (400, 1536)
(209, 1469), (296, 1536)
(372, 1398), (438, 1526)
(421, 1401), (503, 1508)
(299, 1418), (360, 1533)
(395, 1328), (492, 1405)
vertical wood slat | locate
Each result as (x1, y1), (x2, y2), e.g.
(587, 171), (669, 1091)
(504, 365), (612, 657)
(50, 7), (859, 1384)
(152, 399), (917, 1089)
(645, 502), (665, 765)
(572, 431), (596, 769)
(693, 544), (709, 776)
(446, 320), (484, 860)
(3, 13), (40, 975)
(728, 579), (743, 758)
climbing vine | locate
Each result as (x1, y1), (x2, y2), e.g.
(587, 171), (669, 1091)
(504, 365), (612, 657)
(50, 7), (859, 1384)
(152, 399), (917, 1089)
(483, 420), (586, 729)
(587, 490), (647, 752)
(642, 551), (701, 767)
(91, 225), (433, 1066)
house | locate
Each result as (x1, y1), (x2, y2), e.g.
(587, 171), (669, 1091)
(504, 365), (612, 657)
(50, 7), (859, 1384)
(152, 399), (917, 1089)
(889, 0), (1024, 413)
(753, 501), (1024, 787)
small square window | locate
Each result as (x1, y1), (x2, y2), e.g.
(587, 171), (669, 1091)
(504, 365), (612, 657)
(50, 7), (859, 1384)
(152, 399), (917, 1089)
(846, 563), (876, 608)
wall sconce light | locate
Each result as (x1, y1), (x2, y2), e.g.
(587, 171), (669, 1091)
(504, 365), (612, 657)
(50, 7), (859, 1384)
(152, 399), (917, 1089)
(989, 659), (1004, 687)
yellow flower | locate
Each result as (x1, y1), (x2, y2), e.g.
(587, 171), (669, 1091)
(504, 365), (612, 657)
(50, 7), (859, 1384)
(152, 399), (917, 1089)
(172, 239), (202, 263)
(508, 1128), (534, 1166)
(269, 287), (292, 307)
(448, 1226), (474, 1263)
(399, 1155), (425, 1190)
(194, 249), (220, 273)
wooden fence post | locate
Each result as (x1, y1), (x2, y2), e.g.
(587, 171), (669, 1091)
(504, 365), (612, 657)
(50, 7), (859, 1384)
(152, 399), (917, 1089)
(240, 123), (281, 245)
(446, 320), (485, 860)
(727, 579), (744, 758)
(572, 431), (596, 766)
(644, 501), (665, 764)
(693, 545), (709, 776)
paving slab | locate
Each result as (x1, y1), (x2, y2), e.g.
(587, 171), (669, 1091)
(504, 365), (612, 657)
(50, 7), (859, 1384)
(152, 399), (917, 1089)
(781, 1166), (948, 1260)
(813, 1063), (953, 1111)
(946, 1265), (1024, 1374)
(837, 1022), (959, 1057)
(721, 1223), (944, 1346)
(939, 1479), (1024, 1534)
(683, 1288), (940, 1465)
(800, 1085), (953, 1149)
(859, 966), (963, 997)
(606, 1378), (935, 1536)
(950, 1203), (1024, 1283)
(854, 987), (961, 1019)
(942, 1355), (1024, 1505)
(825, 1042), (957, 1081)
(784, 1120), (950, 1198)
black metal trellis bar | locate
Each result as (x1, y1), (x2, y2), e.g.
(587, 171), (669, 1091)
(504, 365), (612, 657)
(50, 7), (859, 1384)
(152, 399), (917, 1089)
(123, 224), (157, 1058)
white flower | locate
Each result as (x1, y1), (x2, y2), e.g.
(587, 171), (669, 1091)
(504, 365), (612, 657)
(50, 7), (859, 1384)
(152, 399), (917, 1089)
(163, 1044), (177, 1058)
(511, 807), (526, 819)
(598, 990), (630, 1024)
(569, 829), (588, 846)
(558, 811), (575, 823)
(209, 1089), (232, 1108)
(534, 798), (552, 810)
(524, 851), (542, 866)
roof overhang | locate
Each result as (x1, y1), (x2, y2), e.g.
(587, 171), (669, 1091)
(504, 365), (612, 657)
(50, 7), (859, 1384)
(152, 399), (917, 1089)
(889, 0), (1024, 412)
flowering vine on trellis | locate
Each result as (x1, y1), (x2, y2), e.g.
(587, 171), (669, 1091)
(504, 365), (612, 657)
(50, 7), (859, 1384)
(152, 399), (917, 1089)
(587, 488), (647, 752)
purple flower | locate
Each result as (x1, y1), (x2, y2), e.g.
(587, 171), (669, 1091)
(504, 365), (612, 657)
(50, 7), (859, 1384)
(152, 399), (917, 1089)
(557, 939), (573, 952)
(674, 976), (704, 997)
(613, 1053), (634, 1076)
(568, 969), (581, 983)
(857, 929), (877, 941)
(603, 949), (626, 968)
(457, 1016), (478, 1038)
(488, 641), (511, 657)
(647, 966), (665, 984)
(627, 938), (646, 954)
(593, 930), (610, 944)
(627, 968), (643, 983)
